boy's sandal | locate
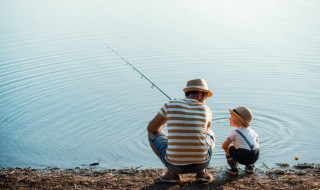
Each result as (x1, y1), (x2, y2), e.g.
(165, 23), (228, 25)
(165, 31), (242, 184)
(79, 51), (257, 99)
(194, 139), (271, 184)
(245, 165), (254, 174)
(226, 167), (239, 175)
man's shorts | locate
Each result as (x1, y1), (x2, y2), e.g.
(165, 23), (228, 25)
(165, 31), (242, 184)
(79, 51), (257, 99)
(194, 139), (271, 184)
(149, 130), (215, 174)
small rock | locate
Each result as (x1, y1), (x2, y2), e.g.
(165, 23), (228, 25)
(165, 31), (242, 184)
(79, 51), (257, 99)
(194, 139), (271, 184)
(294, 163), (315, 169)
(276, 163), (290, 167)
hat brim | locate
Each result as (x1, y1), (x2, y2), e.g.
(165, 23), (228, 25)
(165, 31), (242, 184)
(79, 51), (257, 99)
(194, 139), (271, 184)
(183, 88), (213, 97)
(229, 109), (249, 126)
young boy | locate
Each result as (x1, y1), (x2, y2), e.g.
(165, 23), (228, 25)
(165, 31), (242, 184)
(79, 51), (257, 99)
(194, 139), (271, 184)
(222, 106), (260, 174)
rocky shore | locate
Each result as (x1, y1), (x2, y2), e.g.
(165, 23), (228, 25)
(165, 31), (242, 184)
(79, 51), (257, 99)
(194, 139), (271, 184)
(0, 163), (319, 189)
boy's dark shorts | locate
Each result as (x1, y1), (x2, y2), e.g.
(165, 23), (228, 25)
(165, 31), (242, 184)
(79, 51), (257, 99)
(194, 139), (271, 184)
(229, 146), (260, 165)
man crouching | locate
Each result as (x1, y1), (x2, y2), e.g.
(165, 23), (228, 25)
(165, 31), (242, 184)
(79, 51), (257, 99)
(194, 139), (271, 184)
(147, 79), (215, 182)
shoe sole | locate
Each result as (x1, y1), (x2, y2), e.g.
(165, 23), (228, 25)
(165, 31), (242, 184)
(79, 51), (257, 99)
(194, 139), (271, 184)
(196, 178), (213, 182)
(159, 176), (181, 183)
(226, 170), (239, 175)
(246, 170), (254, 174)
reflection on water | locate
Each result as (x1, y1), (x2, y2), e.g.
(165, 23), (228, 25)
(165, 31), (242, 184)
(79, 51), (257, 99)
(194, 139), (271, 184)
(1, 0), (320, 169)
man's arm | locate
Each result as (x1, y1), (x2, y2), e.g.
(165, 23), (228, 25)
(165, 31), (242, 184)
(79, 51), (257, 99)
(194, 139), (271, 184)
(147, 113), (167, 133)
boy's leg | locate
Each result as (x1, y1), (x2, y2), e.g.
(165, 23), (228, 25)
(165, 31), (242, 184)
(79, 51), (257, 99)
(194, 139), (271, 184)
(227, 146), (238, 169)
(245, 165), (254, 174)
(226, 146), (239, 175)
(245, 149), (260, 174)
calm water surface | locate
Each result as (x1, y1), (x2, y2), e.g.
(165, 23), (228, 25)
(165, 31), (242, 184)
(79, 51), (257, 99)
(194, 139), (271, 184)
(1, 0), (320, 169)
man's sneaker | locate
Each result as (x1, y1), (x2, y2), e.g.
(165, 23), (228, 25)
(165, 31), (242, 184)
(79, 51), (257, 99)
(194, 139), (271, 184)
(159, 170), (181, 183)
(245, 165), (254, 174)
(196, 169), (213, 182)
(226, 167), (238, 175)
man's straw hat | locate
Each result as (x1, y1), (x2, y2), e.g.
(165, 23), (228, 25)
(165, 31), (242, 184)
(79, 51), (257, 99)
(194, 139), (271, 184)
(229, 106), (253, 127)
(183, 78), (213, 97)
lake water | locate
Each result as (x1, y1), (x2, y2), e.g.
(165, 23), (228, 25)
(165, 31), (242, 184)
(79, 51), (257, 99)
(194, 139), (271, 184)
(1, 0), (320, 169)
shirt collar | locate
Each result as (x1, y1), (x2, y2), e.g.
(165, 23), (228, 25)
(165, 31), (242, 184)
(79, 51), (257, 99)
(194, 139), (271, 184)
(185, 98), (200, 103)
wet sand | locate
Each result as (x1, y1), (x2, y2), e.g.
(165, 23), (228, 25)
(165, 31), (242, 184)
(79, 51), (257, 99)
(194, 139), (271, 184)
(0, 163), (319, 190)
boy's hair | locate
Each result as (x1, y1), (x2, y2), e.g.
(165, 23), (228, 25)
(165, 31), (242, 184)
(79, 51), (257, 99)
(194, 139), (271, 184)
(241, 120), (249, 127)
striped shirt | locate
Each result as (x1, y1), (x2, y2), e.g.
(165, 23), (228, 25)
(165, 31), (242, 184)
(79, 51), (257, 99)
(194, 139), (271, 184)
(159, 98), (212, 165)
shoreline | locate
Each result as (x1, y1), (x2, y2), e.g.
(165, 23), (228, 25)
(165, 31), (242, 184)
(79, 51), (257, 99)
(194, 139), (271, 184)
(1, 163), (319, 189)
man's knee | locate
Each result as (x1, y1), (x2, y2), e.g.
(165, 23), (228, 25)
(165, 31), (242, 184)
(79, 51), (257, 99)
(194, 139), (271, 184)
(206, 133), (215, 153)
(148, 132), (154, 141)
(148, 130), (166, 141)
(148, 131), (167, 158)
(148, 132), (158, 142)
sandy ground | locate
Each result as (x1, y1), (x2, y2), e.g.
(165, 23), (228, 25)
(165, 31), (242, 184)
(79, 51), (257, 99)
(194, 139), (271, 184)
(0, 163), (319, 190)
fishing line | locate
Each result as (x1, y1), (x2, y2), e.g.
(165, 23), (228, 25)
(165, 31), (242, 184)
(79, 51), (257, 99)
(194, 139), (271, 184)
(107, 46), (171, 100)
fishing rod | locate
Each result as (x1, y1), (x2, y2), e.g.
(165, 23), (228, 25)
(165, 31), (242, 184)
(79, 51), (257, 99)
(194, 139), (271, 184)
(107, 46), (172, 100)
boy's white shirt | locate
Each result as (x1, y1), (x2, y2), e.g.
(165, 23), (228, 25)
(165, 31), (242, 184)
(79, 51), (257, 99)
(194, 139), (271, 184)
(228, 126), (259, 150)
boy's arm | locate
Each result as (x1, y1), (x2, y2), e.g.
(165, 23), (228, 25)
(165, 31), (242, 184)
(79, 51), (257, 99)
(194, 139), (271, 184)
(222, 138), (232, 156)
(147, 113), (167, 133)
